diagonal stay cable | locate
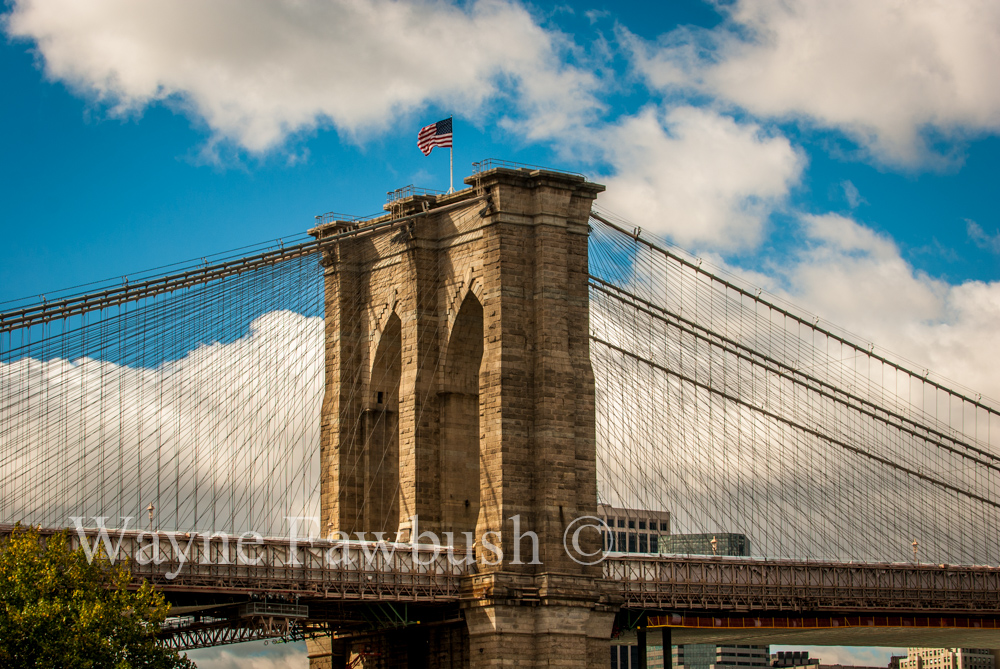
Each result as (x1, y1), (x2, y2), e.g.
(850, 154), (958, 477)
(590, 210), (1000, 418)
(590, 335), (1000, 511)
(589, 277), (1000, 471)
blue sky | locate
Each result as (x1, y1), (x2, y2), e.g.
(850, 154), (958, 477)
(3, 0), (999, 665)
(3, 0), (999, 410)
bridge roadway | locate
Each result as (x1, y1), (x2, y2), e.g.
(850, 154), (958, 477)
(9, 525), (1000, 649)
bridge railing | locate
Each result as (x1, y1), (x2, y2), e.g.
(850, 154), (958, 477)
(5, 526), (473, 602)
(8, 525), (1000, 615)
(385, 185), (446, 203)
(607, 554), (1000, 613)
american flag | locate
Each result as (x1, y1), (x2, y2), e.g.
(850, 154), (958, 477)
(417, 117), (453, 156)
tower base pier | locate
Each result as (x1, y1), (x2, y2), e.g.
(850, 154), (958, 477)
(462, 572), (618, 668)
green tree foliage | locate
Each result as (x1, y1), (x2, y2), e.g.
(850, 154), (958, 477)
(0, 524), (194, 668)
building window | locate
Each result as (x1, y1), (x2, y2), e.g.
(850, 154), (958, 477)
(639, 535), (648, 552)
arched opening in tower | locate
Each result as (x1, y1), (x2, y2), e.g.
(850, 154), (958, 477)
(440, 293), (484, 544)
(366, 312), (401, 539)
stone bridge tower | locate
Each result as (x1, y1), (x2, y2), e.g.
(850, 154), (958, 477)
(310, 167), (616, 667)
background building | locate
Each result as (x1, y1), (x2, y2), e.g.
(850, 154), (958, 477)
(899, 649), (995, 669)
(768, 650), (884, 669)
(598, 504), (671, 554)
(612, 645), (665, 669)
(675, 644), (770, 669)
(614, 644), (945, 669)
(772, 651), (820, 668)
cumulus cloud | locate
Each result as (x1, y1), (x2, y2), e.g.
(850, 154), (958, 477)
(595, 105), (804, 251)
(0, 311), (323, 535)
(3, 0), (599, 152)
(628, 0), (1000, 166)
(789, 213), (946, 326)
(760, 213), (1000, 400)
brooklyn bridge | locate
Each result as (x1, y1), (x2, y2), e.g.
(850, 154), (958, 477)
(2, 163), (999, 666)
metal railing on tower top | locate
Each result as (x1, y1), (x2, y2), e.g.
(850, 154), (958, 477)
(470, 158), (586, 180)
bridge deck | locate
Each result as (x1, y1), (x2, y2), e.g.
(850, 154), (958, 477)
(9, 527), (999, 615)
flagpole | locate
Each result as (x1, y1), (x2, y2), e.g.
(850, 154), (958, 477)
(450, 145), (454, 194)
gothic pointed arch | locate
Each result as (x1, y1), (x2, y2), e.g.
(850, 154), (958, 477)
(439, 292), (483, 543)
(366, 311), (401, 537)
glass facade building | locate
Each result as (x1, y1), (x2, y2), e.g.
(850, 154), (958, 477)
(659, 533), (751, 557)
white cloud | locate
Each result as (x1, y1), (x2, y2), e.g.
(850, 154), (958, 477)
(967, 219), (1000, 253)
(762, 213), (1000, 400)
(841, 180), (864, 209)
(595, 105), (804, 251)
(658, 210), (1000, 403)
(628, 0), (1000, 166)
(4, 0), (598, 153)
(0, 310), (323, 535)
(784, 213), (945, 346)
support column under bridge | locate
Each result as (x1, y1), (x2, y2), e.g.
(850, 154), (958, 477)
(308, 167), (617, 666)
